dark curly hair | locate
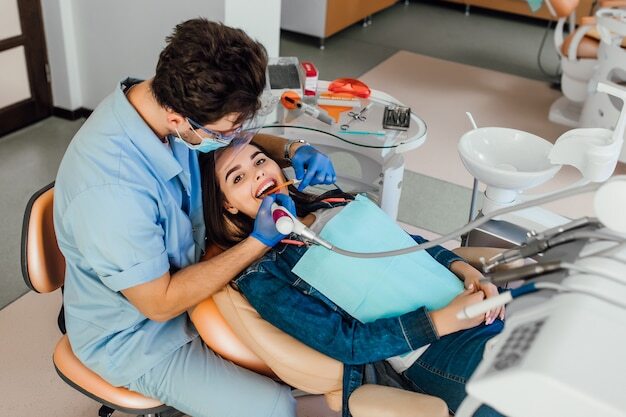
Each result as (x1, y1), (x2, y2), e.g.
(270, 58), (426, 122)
(152, 18), (267, 125)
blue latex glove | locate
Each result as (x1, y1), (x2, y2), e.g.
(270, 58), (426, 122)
(291, 145), (337, 191)
(250, 193), (297, 247)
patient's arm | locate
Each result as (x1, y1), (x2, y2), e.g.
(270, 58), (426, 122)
(235, 267), (440, 365)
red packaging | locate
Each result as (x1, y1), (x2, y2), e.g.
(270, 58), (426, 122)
(301, 61), (318, 96)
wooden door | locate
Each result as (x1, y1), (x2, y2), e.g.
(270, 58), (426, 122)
(0, 0), (52, 136)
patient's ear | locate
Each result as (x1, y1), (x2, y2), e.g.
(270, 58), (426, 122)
(224, 200), (238, 215)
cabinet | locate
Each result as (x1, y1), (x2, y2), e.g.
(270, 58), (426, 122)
(442, 0), (594, 23)
(281, 0), (397, 48)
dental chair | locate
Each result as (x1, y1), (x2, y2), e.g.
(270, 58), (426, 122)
(21, 182), (449, 417)
(579, 5), (626, 154)
(189, 257), (451, 417)
(549, 0), (626, 127)
(549, 0), (600, 127)
(189, 247), (523, 417)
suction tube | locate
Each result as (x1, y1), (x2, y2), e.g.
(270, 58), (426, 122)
(271, 203), (333, 250)
(273, 177), (626, 259)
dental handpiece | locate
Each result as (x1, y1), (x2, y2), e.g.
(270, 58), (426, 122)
(270, 203), (333, 249)
(485, 261), (564, 285)
(484, 217), (603, 271)
(456, 282), (553, 320)
(457, 292), (513, 320)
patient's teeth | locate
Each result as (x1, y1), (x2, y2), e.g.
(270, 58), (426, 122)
(256, 180), (276, 197)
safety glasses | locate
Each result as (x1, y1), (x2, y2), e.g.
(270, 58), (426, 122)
(328, 78), (371, 99)
(187, 117), (244, 144)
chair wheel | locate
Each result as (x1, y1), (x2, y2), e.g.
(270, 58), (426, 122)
(98, 405), (114, 417)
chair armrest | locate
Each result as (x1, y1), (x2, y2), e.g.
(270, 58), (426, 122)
(349, 384), (449, 417)
(452, 247), (526, 272)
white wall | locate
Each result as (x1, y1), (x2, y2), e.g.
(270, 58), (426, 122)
(41, 0), (281, 110)
(224, 0), (281, 58)
(41, 0), (83, 110)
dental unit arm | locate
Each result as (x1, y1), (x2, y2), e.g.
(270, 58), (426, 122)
(271, 177), (626, 258)
(483, 216), (605, 271)
(453, 175), (626, 417)
(269, 177), (626, 417)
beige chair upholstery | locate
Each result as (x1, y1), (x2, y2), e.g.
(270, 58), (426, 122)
(349, 385), (449, 417)
(555, 0), (626, 59)
(53, 336), (165, 411)
(191, 286), (344, 409)
(22, 186), (65, 293)
(562, 30), (600, 59)
(190, 285), (449, 417)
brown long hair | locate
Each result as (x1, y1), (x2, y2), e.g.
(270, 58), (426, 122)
(199, 145), (351, 249)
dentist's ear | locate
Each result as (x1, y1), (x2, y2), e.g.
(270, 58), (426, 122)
(165, 108), (187, 133)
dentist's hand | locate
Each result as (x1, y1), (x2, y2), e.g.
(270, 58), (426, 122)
(291, 145), (336, 191)
(250, 194), (297, 247)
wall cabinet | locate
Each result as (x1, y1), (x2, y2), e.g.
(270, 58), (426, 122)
(281, 0), (397, 48)
(442, 0), (594, 23)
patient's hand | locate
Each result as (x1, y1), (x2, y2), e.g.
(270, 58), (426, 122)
(451, 261), (505, 325)
(430, 287), (486, 336)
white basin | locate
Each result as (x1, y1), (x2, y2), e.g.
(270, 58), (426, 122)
(458, 127), (561, 191)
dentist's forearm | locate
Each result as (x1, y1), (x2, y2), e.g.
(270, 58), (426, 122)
(123, 237), (269, 321)
(252, 133), (306, 164)
(252, 133), (288, 161)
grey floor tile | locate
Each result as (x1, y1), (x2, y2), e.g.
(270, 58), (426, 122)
(0, 117), (83, 309)
(285, 1), (561, 82)
(280, 31), (398, 79)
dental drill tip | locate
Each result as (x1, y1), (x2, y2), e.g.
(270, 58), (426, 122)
(479, 256), (487, 272)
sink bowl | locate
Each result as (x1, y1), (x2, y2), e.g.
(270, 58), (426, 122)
(458, 127), (561, 191)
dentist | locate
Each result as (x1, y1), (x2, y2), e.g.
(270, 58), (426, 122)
(53, 18), (335, 417)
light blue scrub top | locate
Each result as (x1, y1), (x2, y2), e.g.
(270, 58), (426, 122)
(54, 79), (205, 387)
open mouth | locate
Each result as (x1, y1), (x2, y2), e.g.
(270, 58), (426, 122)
(255, 179), (277, 198)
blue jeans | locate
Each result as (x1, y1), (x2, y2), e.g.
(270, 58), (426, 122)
(403, 320), (505, 417)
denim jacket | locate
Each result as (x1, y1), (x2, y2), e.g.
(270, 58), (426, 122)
(234, 235), (464, 417)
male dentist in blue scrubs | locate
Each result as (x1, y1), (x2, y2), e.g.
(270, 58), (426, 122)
(53, 18), (336, 417)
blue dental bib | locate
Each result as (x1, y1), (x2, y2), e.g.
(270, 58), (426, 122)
(292, 195), (464, 323)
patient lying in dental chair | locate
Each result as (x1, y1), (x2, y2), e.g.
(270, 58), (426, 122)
(199, 144), (506, 417)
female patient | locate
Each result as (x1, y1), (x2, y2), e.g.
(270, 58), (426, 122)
(200, 143), (505, 417)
